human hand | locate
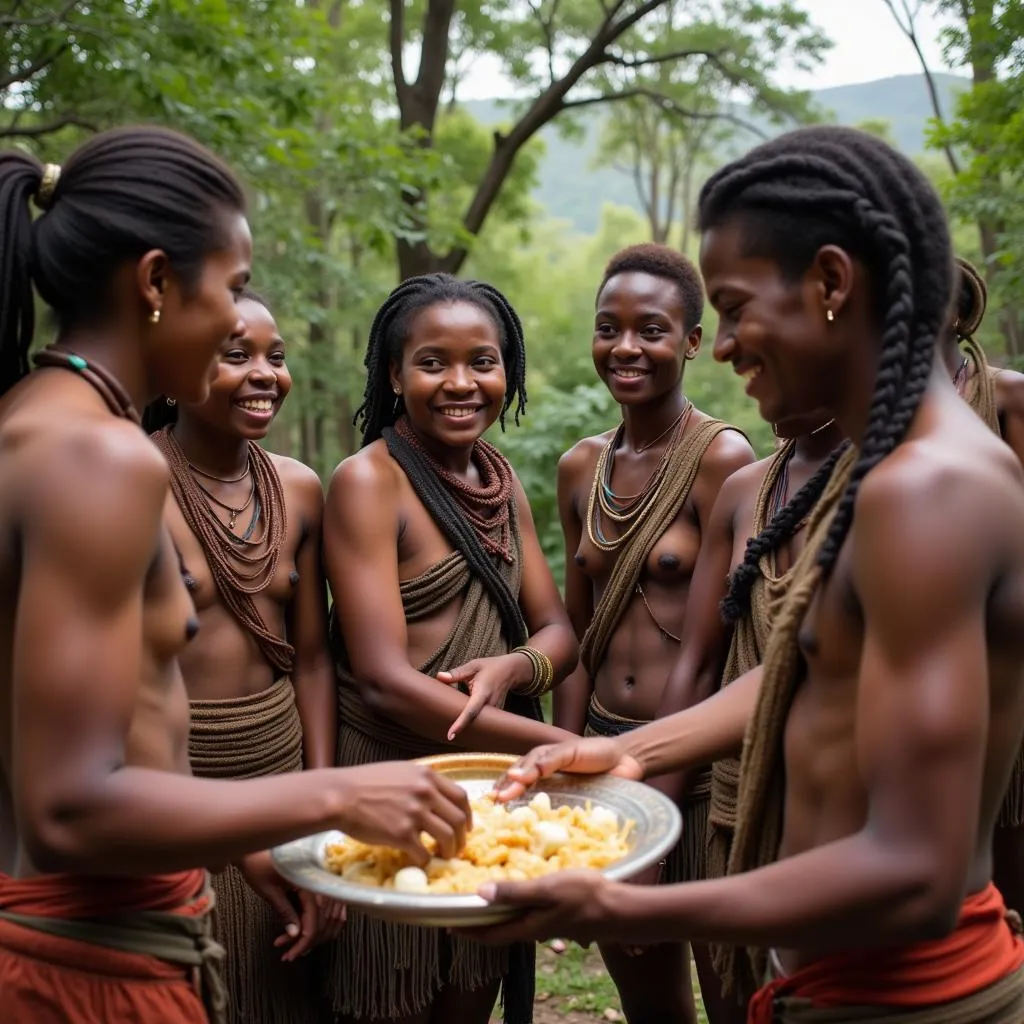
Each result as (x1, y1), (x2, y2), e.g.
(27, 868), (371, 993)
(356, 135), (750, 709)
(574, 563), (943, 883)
(238, 850), (323, 961)
(438, 653), (530, 742)
(454, 871), (619, 947)
(493, 736), (643, 803)
(333, 761), (471, 863)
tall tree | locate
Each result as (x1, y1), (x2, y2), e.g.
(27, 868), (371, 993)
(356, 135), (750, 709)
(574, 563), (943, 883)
(388, 0), (829, 279)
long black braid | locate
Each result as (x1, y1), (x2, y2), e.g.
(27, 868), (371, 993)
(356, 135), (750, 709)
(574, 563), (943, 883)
(355, 273), (528, 447)
(720, 441), (850, 625)
(699, 126), (954, 588)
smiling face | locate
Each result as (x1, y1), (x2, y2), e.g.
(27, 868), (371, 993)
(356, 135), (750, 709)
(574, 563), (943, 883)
(593, 271), (701, 407)
(700, 218), (846, 427)
(179, 296), (291, 440)
(389, 300), (507, 449)
(147, 211), (253, 406)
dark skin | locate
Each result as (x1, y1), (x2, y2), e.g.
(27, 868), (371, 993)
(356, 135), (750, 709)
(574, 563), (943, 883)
(555, 270), (753, 1024)
(0, 214), (471, 889)
(655, 411), (843, 1024)
(464, 225), (1024, 992)
(325, 300), (578, 1024)
(940, 327), (1024, 915)
(165, 298), (342, 960)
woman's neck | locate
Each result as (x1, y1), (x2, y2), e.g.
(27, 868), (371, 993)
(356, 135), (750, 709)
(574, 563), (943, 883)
(402, 419), (476, 478)
(172, 416), (250, 479)
(53, 326), (150, 414)
(620, 389), (688, 453)
(793, 419), (845, 461)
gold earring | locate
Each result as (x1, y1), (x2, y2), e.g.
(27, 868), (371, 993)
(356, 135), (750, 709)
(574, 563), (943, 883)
(149, 308), (162, 325)
(826, 309), (835, 323)
(166, 397), (176, 407)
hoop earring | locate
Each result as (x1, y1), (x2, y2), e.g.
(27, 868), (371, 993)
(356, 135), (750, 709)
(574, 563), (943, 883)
(166, 397), (176, 407)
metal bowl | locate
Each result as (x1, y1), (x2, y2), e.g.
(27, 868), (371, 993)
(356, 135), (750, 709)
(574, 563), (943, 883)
(270, 753), (682, 927)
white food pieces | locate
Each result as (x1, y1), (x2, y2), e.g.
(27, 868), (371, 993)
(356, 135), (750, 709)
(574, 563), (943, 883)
(589, 805), (619, 831)
(392, 866), (430, 894)
(532, 820), (571, 858)
(507, 805), (539, 826)
(529, 791), (552, 813)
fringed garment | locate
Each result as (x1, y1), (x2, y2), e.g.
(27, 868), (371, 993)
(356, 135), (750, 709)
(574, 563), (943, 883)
(961, 338), (1023, 829)
(325, 426), (536, 1024)
(719, 444), (858, 1000)
(707, 442), (799, 980)
(580, 416), (734, 887)
(189, 677), (325, 1024)
(585, 694), (709, 886)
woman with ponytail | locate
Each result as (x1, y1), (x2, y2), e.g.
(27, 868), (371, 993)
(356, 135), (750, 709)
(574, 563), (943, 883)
(467, 125), (1024, 1024)
(0, 130), (470, 1023)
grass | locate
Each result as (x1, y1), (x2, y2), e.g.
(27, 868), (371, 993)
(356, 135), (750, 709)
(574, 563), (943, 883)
(534, 942), (710, 1023)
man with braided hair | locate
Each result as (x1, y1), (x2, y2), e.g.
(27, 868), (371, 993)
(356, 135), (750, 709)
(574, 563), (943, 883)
(464, 126), (1024, 1023)
(941, 257), (1024, 918)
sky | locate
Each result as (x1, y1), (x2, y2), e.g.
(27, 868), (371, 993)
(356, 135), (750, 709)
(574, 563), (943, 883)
(457, 0), (959, 100)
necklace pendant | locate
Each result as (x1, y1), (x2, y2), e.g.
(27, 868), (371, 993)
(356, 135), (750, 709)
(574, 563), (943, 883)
(228, 510), (238, 530)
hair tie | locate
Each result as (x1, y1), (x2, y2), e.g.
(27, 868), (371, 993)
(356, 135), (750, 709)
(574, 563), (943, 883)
(34, 163), (62, 211)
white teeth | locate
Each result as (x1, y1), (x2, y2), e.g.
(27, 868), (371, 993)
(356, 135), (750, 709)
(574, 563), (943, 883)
(439, 407), (477, 418)
(741, 367), (761, 382)
(238, 399), (273, 411)
(613, 369), (647, 378)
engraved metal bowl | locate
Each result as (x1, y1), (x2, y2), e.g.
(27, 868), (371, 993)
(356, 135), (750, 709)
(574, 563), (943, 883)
(270, 753), (682, 926)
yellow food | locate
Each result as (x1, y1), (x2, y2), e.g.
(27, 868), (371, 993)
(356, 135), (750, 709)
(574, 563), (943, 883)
(324, 791), (634, 895)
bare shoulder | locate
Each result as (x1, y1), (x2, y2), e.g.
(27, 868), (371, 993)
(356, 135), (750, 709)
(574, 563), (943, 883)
(714, 451), (776, 509)
(326, 439), (401, 511)
(698, 420), (756, 478)
(558, 431), (612, 486)
(270, 452), (324, 515)
(994, 366), (1024, 419)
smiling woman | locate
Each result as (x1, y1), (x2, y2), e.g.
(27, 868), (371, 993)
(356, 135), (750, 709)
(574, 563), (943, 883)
(145, 290), (339, 1024)
(554, 243), (755, 1024)
(322, 272), (579, 1024)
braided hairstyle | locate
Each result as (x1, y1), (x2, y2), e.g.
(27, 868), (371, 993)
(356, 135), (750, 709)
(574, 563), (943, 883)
(699, 125), (954, 589)
(354, 273), (528, 447)
(0, 126), (245, 399)
(598, 242), (705, 329)
(142, 287), (272, 433)
(954, 256), (988, 339)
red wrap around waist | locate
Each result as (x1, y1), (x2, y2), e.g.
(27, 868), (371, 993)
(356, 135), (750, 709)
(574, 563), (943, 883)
(0, 868), (210, 1024)
(748, 883), (1024, 1024)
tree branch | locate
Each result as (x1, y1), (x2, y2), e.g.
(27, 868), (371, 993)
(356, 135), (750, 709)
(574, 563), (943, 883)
(410, 0), (456, 128)
(389, 0), (407, 101)
(562, 87), (768, 139)
(1, 0), (79, 30)
(0, 113), (98, 140)
(0, 41), (70, 92)
(881, 0), (961, 173)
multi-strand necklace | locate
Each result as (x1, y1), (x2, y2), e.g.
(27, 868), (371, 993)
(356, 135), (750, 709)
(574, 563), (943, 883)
(394, 417), (515, 563)
(585, 401), (694, 553)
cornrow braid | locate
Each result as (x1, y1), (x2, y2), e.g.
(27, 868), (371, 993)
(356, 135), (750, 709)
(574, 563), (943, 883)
(355, 273), (528, 447)
(698, 126), (954, 581)
(721, 441), (850, 625)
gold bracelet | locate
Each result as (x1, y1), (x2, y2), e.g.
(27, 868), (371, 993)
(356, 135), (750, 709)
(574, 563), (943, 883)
(511, 645), (555, 698)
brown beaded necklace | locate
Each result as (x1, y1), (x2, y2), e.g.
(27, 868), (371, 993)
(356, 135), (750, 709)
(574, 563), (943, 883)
(151, 425), (294, 673)
(394, 416), (515, 563)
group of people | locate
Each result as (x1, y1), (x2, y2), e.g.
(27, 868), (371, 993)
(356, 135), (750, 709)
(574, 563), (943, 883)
(0, 118), (1023, 1024)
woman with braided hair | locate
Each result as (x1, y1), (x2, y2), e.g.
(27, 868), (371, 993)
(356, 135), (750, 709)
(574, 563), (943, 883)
(323, 273), (577, 1024)
(0, 128), (471, 1024)
(464, 125), (1024, 1023)
(145, 289), (340, 1024)
(940, 257), (1024, 918)
(554, 242), (754, 1024)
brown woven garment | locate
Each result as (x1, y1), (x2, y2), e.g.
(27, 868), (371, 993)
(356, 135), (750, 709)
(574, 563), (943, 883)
(324, 513), (523, 1021)
(585, 694), (710, 887)
(707, 444), (797, 889)
(767, 962), (1024, 1023)
(189, 678), (325, 1024)
(718, 444), (858, 1001)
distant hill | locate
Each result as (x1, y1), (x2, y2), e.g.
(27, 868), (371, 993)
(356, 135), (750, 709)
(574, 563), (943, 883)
(462, 73), (967, 232)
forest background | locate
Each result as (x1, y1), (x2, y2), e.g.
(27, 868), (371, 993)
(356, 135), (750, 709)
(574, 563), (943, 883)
(5, 0), (1023, 584)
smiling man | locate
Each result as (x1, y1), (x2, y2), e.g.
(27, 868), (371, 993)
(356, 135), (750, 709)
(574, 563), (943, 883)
(469, 127), (1024, 1024)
